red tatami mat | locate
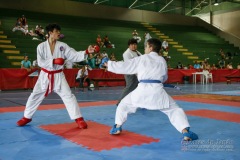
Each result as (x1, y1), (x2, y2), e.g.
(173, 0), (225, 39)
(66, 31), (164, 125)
(186, 109), (240, 123)
(40, 121), (159, 151)
(173, 96), (240, 107)
(0, 100), (117, 113)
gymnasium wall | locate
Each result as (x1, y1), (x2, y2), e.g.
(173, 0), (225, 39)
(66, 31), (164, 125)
(0, 0), (197, 25)
(195, 8), (240, 48)
(0, 0), (239, 48)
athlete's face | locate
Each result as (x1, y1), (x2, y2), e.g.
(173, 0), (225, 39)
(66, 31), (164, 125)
(129, 43), (137, 51)
(49, 29), (60, 40)
(145, 43), (152, 54)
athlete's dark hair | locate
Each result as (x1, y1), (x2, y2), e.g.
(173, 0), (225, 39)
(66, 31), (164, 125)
(128, 38), (138, 46)
(147, 38), (162, 53)
(46, 23), (61, 37)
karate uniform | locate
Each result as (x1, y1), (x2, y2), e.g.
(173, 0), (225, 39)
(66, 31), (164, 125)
(108, 52), (190, 132)
(24, 40), (87, 120)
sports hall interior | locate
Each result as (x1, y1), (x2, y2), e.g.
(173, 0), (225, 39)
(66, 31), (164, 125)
(0, 0), (239, 159)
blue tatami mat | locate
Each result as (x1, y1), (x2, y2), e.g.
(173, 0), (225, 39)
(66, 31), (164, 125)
(0, 101), (239, 160)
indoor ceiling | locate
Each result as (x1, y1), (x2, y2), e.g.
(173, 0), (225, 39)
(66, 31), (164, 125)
(71, 0), (240, 15)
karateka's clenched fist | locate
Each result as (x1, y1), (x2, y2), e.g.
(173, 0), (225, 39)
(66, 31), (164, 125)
(53, 58), (65, 65)
(85, 45), (95, 54)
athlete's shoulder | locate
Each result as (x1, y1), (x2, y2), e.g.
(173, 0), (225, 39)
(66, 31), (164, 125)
(37, 41), (47, 49)
(57, 40), (66, 45)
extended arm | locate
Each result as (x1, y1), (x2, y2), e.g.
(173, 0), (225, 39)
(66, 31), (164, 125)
(64, 44), (94, 63)
(107, 57), (140, 75)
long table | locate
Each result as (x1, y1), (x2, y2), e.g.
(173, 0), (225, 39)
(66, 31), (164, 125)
(0, 68), (239, 90)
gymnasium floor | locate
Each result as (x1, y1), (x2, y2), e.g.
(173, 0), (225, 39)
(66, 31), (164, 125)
(0, 83), (239, 160)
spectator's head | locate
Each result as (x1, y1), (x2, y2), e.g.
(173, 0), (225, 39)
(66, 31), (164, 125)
(46, 23), (61, 39)
(128, 38), (138, 51)
(81, 65), (86, 70)
(24, 55), (29, 61)
(89, 53), (93, 58)
(145, 38), (161, 54)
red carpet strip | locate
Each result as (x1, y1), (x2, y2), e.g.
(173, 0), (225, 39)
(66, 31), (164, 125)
(173, 96), (240, 107)
(186, 109), (240, 123)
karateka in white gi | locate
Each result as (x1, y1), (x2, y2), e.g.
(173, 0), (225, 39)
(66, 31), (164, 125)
(17, 23), (94, 129)
(105, 38), (198, 141)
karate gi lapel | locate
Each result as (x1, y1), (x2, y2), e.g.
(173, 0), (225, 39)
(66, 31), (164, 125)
(45, 40), (54, 59)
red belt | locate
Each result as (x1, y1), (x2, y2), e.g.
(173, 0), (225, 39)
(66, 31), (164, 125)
(41, 68), (63, 97)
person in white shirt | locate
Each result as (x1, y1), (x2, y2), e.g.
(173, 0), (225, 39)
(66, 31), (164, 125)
(101, 50), (108, 58)
(117, 38), (141, 105)
(144, 32), (152, 49)
(162, 39), (169, 51)
(76, 65), (91, 89)
(105, 38), (198, 141)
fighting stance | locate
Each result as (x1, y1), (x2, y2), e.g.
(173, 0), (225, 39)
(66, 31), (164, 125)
(118, 38), (179, 103)
(17, 23), (95, 129)
(105, 38), (198, 141)
(117, 38), (141, 105)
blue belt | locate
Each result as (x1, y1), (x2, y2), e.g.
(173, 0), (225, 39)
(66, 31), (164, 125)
(139, 80), (161, 83)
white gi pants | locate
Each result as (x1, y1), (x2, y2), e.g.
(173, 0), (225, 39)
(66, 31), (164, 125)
(24, 76), (82, 120)
(115, 95), (190, 133)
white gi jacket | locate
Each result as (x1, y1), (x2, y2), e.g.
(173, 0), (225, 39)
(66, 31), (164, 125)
(108, 52), (170, 110)
(123, 48), (141, 61)
(37, 40), (87, 91)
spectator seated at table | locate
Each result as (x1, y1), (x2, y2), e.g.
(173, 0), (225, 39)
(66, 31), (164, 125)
(76, 65), (91, 90)
(176, 62), (183, 69)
